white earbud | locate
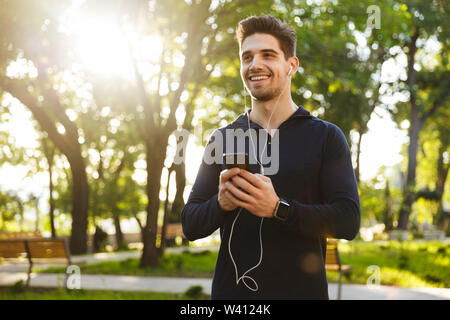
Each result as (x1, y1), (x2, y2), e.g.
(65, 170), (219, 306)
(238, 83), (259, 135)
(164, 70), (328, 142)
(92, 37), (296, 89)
(288, 66), (293, 76)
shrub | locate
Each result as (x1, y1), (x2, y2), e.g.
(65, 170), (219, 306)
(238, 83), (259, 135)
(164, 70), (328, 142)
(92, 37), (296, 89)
(9, 280), (26, 294)
(184, 285), (204, 299)
(397, 253), (410, 270)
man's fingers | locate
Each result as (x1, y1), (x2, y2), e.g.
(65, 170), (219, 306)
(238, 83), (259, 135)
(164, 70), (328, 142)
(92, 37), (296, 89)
(220, 167), (241, 183)
(239, 170), (265, 188)
(230, 175), (258, 195)
(225, 181), (253, 202)
(224, 190), (248, 210)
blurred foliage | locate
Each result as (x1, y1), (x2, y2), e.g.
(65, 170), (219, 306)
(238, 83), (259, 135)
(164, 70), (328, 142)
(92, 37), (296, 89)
(0, 0), (448, 241)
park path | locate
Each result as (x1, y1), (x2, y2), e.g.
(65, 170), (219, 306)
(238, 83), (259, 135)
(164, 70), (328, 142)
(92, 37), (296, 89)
(1, 245), (449, 300)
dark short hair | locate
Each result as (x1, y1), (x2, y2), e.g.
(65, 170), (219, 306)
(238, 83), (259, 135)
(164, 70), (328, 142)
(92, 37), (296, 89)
(236, 14), (297, 60)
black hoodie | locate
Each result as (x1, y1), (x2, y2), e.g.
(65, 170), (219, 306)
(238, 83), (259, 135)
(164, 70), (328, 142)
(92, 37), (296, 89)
(181, 106), (360, 299)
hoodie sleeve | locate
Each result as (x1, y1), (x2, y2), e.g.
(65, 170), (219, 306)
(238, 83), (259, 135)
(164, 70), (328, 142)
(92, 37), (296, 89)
(181, 129), (228, 241)
(280, 123), (360, 240)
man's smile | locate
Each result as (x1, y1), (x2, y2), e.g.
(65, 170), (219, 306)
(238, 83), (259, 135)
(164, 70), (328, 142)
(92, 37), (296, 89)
(248, 74), (272, 85)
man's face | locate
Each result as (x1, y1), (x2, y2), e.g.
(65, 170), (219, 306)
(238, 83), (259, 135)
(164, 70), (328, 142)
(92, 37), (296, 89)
(240, 33), (291, 102)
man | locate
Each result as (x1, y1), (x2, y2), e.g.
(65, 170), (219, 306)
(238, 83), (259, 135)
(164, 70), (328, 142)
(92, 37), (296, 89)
(181, 14), (360, 299)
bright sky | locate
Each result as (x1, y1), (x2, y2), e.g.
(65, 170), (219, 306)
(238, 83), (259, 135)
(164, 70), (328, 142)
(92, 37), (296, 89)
(356, 107), (408, 181)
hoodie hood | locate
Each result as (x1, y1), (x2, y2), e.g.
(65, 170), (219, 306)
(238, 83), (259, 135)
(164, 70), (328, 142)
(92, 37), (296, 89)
(228, 105), (313, 130)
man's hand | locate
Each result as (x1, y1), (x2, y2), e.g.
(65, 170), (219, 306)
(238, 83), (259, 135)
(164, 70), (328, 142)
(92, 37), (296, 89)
(218, 167), (242, 211)
(222, 169), (280, 218)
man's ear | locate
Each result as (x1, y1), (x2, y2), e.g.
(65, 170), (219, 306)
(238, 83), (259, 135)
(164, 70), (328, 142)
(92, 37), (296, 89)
(288, 56), (299, 75)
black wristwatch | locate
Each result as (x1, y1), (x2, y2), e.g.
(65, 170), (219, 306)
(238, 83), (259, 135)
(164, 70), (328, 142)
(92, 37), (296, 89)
(273, 198), (290, 222)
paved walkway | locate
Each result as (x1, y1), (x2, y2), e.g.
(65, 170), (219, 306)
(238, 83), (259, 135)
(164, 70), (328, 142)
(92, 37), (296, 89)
(0, 272), (449, 300)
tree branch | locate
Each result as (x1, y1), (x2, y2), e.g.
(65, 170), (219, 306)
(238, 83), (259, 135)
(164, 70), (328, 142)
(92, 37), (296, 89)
(129, 40), (157, 137)
(0, 77), (73, 156)
(421, 84), (450, 122)
(35, 65), (80, 145)
(407, 28), (420, 111)
(134, 212), (143, 231)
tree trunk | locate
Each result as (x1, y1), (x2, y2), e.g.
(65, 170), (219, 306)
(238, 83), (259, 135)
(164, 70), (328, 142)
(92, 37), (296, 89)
(49, 158), (57, 238)
(384, 180), (393, 231)
(398, 115), (422, 230)
(19, 202), (24, 232)
(397, 29), (420, 231)
(112, 208), (125, 250)
(42, 138), (57, 238)
(169, 162), (187, 223)
(140, 143), (165, 267)
(354, 126), (363, 183)
(158, 167), (174, 257)
(434, 143), (449, 228)
(68, 155), (90, 254)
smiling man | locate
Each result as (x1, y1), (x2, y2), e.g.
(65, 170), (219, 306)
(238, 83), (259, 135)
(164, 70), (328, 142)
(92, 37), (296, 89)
(181, 14), (360, 300)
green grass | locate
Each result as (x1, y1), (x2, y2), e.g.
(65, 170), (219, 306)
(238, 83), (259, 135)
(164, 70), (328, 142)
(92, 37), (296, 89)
(41, 250), (218, 278)
(38, 241), (450, 288)
(326, 241), (450, 288)
(0, 286), (208, 300)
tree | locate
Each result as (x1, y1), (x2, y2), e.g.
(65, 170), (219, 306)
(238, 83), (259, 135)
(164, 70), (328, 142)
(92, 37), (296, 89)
(0, 191), (23, 230)
(393, 1), (449, 230)
(0, 0), (90, 253)
(416, 105), (450, 229)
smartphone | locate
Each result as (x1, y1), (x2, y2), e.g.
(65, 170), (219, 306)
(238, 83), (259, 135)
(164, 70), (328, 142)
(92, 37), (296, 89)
(223, 152), (250, 171)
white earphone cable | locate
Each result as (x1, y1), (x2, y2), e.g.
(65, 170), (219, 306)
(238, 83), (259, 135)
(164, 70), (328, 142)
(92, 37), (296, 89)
(228, 207), (264, 291)
(228, 66), (293, 292)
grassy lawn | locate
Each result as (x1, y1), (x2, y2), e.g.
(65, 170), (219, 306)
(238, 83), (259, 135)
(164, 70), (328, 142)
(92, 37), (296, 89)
(39, 241), (450, 288)
(327, 240), (450, 288)
(41, 250), (217, 278)
(0, 286), (209, 300)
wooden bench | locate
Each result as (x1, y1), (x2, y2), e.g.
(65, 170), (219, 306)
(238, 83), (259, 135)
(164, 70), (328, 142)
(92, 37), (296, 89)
(0, 238), (72, 288)
(0, 231), (42, 240)
(325, 238), (353, 300)
(161, 223), (184, 240)
(158, 223), (187, 249)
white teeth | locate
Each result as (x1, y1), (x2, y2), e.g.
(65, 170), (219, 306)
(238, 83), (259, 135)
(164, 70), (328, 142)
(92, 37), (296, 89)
(250, 75), (269, 81)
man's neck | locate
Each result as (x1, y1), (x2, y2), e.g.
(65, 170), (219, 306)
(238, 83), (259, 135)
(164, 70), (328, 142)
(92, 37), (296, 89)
(250, 92), (298, 133)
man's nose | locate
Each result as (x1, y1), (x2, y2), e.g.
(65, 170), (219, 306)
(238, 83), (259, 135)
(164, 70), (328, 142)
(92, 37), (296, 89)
(249, 54), (265, 70)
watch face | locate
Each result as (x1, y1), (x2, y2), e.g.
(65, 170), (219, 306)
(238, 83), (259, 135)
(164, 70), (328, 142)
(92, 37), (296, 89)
(276, 200), (290, 221)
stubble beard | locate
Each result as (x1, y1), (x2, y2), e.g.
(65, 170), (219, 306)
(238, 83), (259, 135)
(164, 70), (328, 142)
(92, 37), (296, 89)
(248, 81), (283, 102)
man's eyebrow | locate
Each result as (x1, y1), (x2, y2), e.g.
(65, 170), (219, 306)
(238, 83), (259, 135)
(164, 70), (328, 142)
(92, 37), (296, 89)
(241, 49), (279, 57)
